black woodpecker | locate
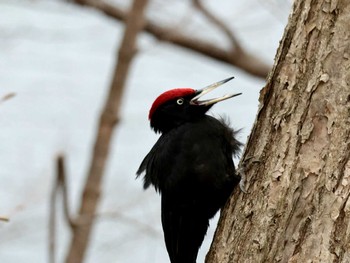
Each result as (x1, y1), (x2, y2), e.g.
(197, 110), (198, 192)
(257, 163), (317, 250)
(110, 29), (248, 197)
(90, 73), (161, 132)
(137, 77), (242, 263)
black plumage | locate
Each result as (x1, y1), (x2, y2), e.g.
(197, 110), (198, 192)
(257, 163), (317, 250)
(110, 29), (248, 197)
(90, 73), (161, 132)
(137, 77), (242, 263)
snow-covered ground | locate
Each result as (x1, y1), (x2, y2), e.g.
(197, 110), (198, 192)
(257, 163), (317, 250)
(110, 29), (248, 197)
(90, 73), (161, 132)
(0, 0), (290, 262)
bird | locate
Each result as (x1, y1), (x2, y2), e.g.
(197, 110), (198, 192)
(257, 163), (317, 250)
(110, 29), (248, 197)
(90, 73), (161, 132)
(137, 77), (242, 263)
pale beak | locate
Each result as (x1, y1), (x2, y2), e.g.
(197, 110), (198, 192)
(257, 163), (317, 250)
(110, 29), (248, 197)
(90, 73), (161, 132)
(190, 76), (242, 106)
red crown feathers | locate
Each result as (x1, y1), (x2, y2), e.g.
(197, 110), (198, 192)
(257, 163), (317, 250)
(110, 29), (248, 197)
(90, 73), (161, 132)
(148, 88), (195, 120)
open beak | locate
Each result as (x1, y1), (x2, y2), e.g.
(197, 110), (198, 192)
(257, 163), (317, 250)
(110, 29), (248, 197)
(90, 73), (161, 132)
(190, 76), (242, 106)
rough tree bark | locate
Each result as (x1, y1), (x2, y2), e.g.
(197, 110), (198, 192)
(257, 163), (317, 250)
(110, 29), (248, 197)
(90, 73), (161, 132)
(64, 0), (149, 263)
(207, 0), (350, 262)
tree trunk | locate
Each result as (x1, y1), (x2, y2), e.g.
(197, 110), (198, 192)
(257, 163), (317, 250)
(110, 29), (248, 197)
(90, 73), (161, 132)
(207, 0), (350, 262)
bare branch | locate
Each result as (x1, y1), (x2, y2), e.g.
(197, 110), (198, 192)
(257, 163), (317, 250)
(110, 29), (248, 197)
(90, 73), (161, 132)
(49, 155), (74, 263)
(49, 157), (59, 263)
(64, 1), (150, 263)
(66, 0), (270, 78)
(0, 216), (9, 222)
(57, 155), (74, 228)
(0, 93), (16, 104)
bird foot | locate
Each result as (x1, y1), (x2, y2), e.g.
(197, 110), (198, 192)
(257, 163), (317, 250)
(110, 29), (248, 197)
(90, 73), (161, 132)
(237, 156), (261, 194)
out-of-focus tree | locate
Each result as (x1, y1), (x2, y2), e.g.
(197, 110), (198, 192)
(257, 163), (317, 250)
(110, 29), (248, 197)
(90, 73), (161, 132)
(50, 1), (149, 263)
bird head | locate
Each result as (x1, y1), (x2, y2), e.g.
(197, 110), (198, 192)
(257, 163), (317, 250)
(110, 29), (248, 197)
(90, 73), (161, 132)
(148, 77), (241, 133)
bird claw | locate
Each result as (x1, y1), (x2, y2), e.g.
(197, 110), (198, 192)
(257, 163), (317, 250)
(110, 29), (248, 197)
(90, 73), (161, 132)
(237, 156), (261, 194)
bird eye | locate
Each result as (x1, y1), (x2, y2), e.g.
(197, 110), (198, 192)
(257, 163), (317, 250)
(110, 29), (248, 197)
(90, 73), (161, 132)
(176, 98), (184, 105)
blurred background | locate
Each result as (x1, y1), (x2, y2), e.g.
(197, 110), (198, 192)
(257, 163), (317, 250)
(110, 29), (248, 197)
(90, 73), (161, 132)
(0, 0), (292, 262)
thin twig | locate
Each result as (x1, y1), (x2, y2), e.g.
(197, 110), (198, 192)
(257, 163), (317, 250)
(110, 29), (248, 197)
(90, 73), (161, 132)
(66, 0), (270, 78)
(0, 216), (9, 222)
(57, 156), (75, 228)
(49, 155), (74, 263)
(0, 93), (15, 104)
(49, 157), (59, 263)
